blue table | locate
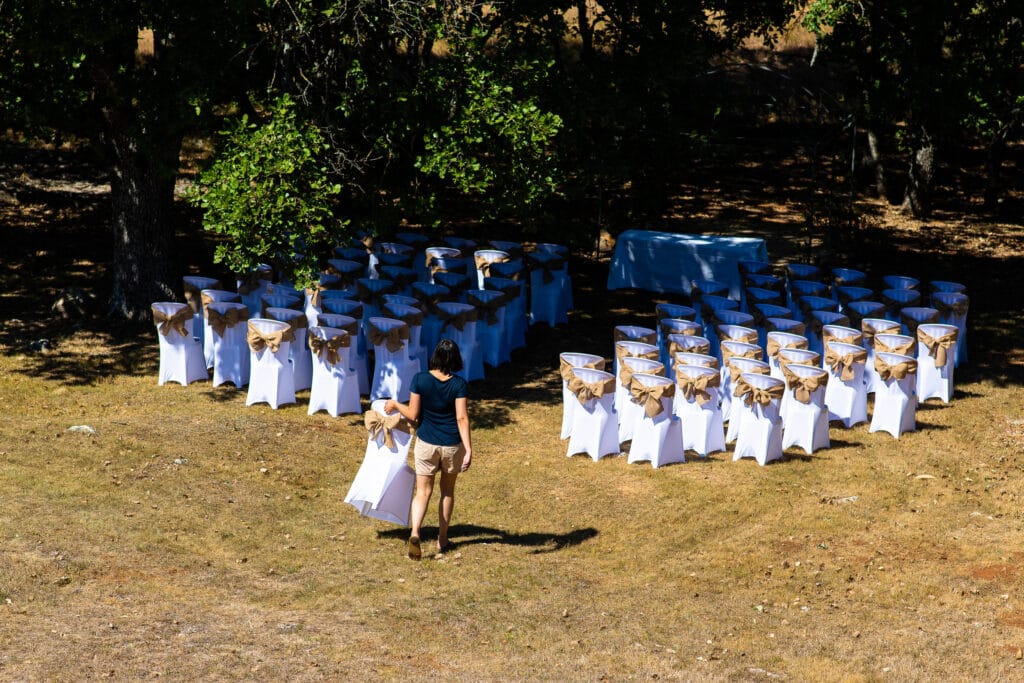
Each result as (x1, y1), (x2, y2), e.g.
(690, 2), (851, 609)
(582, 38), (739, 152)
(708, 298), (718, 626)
(607, 230), (768, 299)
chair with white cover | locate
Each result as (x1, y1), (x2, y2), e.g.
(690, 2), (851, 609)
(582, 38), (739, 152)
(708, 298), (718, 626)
(831, 267), (867, 292)
(384, 293), (420, 309)
(916, 323), (958, 404)
(655, 303), (698, 349)
(875, 331), (916, 361)
(789, 280), (828, 318)
(322, 299), (369, 395)
(787, 262), (822, 283)
(673, 351), (719, 375)
(473, 249), (510, 289)
(709, 311), (755, 361)
(931, 280), (966, 295)
(183, 276), (221, 355)
(780, 363), (830, 454)
(265, 307), (312, 393)
(869, 352), (918, 439)
(745, 286), (784, 314)
(731, 373), (786, 466)
(744, 272), (784, 296)
(307, 326), (360, 417)
(534, 242), (573, 313)
(616, 357), (665, 445)
(766, 331), (810, 380)
(658, 318), (702, 368)
(625, 373), (684, 468)
(152, 302), (208, 386)
(466, 289), (510, 367)
(315, 313), (366, 396)
(356, 277), (396, 322)
(333, 246), (370, 272)
(724, 357), (770, 444)
(823, 340), (868, 427)
(720, 340), (763, 422)
(245, 318), (296, 409)
(691, 278), (730, 317)
(674, 364), (726, 457)
(326, 258), (364, 291)
(559, 353), (606, 439)
(739, 259), (773, 277)
(861, 318), (902, 394)
(805, 309), (850, 357)
(436, 302), (485, 381)
(776, 347), (820, 421)
(260, 291), (302, 318)
(367, 317), (417, 402)
(881, 288), (921, 318)
(528, 250), (569, 327)
(883, 275), (919, 291)
(303, 273), (345, 324)
(200, 289), (241, 368)
(377, 240), (415, 262)
(663, 335), (711, 379)
(424, 246), (462, 281)
(411, 281), (452, 354)
(344, 400), (417, 526)
(434, 271), (473, 302)
(845, 300), (888, 334)
(444, 236), (477, 252)
(485, 276), (526, 352)
(206, 301), (251, 388)
(384, 302), (426, 372)
(613, 325), (657, 376)
(932, 291), (969, 367)
(751, 303), (792, 350)
(835, 285), (873, 313)
(821, 323), (863, 351)
(565, 368), (620, 461)
(696, 293), (738, 331)
(236, 264), (274, 317)
(378, 265), (417, 297)
(900, 306), (940, 341)
(613, 341), (660, 412)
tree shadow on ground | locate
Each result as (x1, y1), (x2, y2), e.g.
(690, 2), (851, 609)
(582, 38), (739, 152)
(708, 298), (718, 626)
(378, 523), (598, 555)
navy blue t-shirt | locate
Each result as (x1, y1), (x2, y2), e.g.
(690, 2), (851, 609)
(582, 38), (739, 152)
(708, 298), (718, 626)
(410, 371), (468, 446)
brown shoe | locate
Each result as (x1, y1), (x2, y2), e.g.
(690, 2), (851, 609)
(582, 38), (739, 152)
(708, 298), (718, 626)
(407, 536), (421, 560)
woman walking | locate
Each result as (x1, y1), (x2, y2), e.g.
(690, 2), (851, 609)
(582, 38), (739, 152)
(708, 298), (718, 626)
(384, 339), (473, 560)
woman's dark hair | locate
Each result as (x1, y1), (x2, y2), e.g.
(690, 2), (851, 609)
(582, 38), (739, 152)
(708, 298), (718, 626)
(429, 339), (464, 375)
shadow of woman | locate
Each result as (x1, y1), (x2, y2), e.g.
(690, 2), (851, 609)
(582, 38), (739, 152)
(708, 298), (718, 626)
(378, 523), (598, 555)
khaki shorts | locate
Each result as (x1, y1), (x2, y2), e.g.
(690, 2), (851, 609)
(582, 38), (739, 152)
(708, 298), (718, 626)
(414, 439), (466, 476)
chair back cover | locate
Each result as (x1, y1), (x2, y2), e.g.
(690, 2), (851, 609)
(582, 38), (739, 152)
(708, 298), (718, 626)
(823, 340), (869, 427)
(832, 267), (866, 287)
(183, 276), (221, 313)
(673, 351), (719, 371)
(384, 294), (420, 309)
(745, 272), (783, 292)
(780, 363), (830, 454)
(344, 399), (416, 525)
(787, 262), (821, 281)
(822, 324), (863, 347)
(930, 280), (966, 294)
(916, 323), (958, 403)
(739, 259), (772, 275)
(766, 317), (805, 336)
(882, 288), (922, 312)
(900, 306), (941, 339)
(655, 303), (697, 322)
(883, 274), (920, 290)
(614, 325), (657, 345)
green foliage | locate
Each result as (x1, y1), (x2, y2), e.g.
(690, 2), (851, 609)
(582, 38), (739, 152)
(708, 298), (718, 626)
(186, 95), (343, 289)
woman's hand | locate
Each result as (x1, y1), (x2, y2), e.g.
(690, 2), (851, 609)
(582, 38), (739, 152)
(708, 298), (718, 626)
(461, 448), (472, 472)
(383, 399), (397, 414)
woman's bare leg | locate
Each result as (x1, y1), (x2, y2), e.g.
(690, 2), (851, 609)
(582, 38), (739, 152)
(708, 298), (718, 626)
(410, 474), (435, 549)
(437, 471), (458, 550)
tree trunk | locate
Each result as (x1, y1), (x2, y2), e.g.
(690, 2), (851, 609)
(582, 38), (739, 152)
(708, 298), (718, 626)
(106, 127), (182, 323)
(900, 126), (936, 218)
(983, 125), (1010, 210)
(577, 1), (593, 64)
(865, 127), (888, 202)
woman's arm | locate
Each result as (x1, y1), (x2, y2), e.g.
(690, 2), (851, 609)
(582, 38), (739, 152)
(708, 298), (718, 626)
(455, 396), (472, 471)
(384, 393), (421, 423)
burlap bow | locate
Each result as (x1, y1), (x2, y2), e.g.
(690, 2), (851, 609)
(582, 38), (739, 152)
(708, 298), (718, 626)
(386, 307), (424, 328)
(334, 319), (360, 338)
(467, 293), (504, 326)
(824, 346), (868, 381)
(279, 314), (308, 336)
(917, 327), (958, 367)
(874, 355), (918, 381)
(414, 291), (450, 316)
(733, 377), (785, 407)
(783, 366), (827, 404)
(614, 328), (657, 345)
(661, 319), (702, 338)
(438, 307), (478, 332)
(568, 373), (616, 405)
(308, 332), (350, 366)
(822, 328), (863, 347)
(618, 360), (664, 389)
(559, 356), (605, 382)
(628, 377), (675, 418)
(474, 254), (510, 279)
(874, 335), (915, 356)
(356, 281), (393, 309)
(900, 310), (939, 340)
(667, 337), (710, 358)
(766, 335), (808, 359)
(721, 344), (762, 367)
(246, 321), (294, 353)
(367, 322), (410, 353)
(152, 306), (192, 338)
(530, 254), (565, 284)
(717, 325), (758, 345)
(767, 319), (806, 336)
(201, 291), (240, 314)
(933, 295), (969, 318)
(205, 306), (249, 338)
(729, 359), (769, 384)
(861, 320), (900, 348)
(615, 344), (660, 363)
(184, 280), (221, 313)
(675, 370), (720, 405)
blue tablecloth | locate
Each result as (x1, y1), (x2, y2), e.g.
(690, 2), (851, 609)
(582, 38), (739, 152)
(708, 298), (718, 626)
(607, 230), (768, 299)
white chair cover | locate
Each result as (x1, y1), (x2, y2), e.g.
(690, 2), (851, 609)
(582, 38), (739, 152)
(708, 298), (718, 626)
(931, 291), (968, 367)
(869, 352), (918, 439)
(732, 373), (785, 466)
(789, 280), (827, 317)
(616, 357), (665, 445)
(434, 271), (473, 303)
(719, 340), (762, 422)
(766, 331), (809, 380)
(780, 363), (830, 454)
(245, 318), (296, 409)
(882, 288), (922, 317)
(322, 299), (369, 395)
(751, 303), (791, 350)
(466, 289), (510, 367)
(835, 286), (873, 313)
(444, 236), (477, 252)
(613, 340), (659, 412)
(930, 280), (966, 295)
(485, 276), (526, 352)
(883, 275), (919, 290)
(436, 302), (485, 381)
(260, 292), (302, 318)
(559, 352), (606, 439)
(625, 373), (684, 468)
(206, 301), (250, 388)
(823, 340), (868, 428)
(183, 276), (221, 358)
(384, 302), (426, 372)
(916, 323), (958, 404)
(200, 289), (242, 369)
(613, 324), (657, 377)
(566, 368), (620, 461)
(236, 263), (273, 317)
(708, 312), (755, 361)
(265, 307), (312, 393)
(658, 318), (703, 368)
(367, 317), (417, 402)
(425, 246), (462, 282)
(307, 326), (360, 417)
(899, 306), (941, 342)
(861, 318), (902, 394)
(411, 281), (452, 355)
(356, 277), (396, 322)
(535, 242), (573, 313)
(805, 310), (850, 356)
(315, 312), (367, 398)
(529, 250), (570, 327)
(344, 399), (416, 526)
(786, 262), (822, 282)
(378, 265), (417, 297)
(821, 324), (862, 350)
(776, 348), (820, 421)
(831, 267), (867, 291)
(384, 293), (419, 308)
(672, 351), (719, 377)
(724, 358), (770, 444)
(473, 249), (511, 289)
(674, 364), (726, 457)
(695, 293), (738, 329)
(655, 302), (697, 325)
(152, 302), (207, 386)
